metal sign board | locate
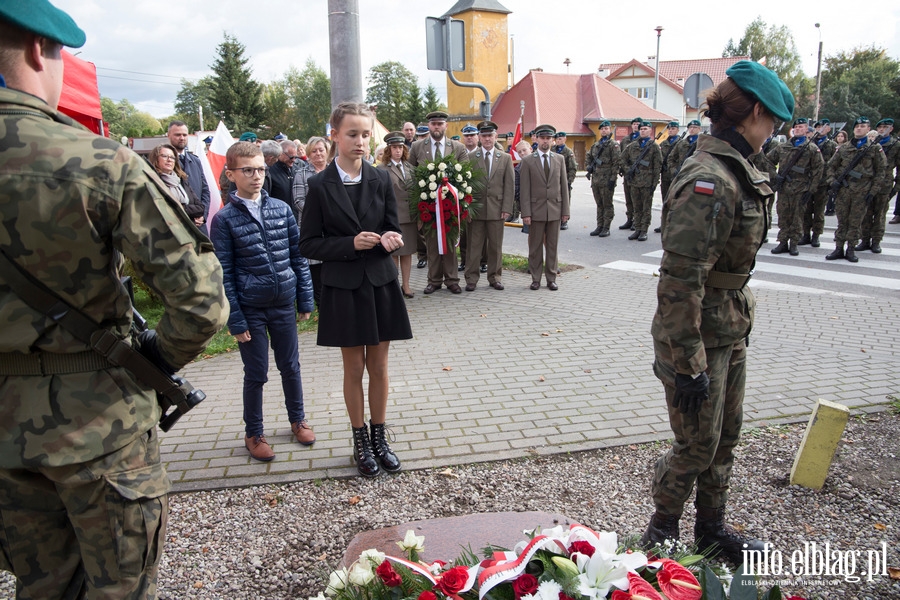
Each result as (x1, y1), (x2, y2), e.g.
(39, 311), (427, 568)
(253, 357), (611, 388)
(425, 17), (465, 72)
(683, 72), (714, 109)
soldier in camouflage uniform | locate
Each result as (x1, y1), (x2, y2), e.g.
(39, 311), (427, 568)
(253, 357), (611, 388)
(0, 3), (228, 597)
(641, 60), (792, 564)
(585, 120), (621, 237)
(749, 137), (778, 243)
(618, 117), (643, 230)
(765, 117), (824, 256)
(800, 120), (838, 247)
(857, 118), (899, 253)
(621, 122), (661, 241)
(825, 117), (887, 263)
(553, 132), (577, 230)
(655, 121), (683, 234)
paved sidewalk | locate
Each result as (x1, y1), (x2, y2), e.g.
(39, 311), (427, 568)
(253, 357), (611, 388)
(163, 260), (900, 492)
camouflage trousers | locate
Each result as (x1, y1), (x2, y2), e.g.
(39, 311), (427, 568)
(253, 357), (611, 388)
(632, 185), (656, 234)
(775, 191), (804, 242)
(590, 176), (616, 230)
(834, 188), (869, 246)
(859, 192), (891, 242)
(651, 339), (746, 515)
(0, 428), (169, 599)
(802, 186), (828, 236)
(622, 180), (633, 221)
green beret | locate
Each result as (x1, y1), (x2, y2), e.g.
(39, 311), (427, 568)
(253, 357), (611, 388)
(599, 120), (611, 128)
(450, 135), (460, 140)
(854, 116), (870, 126)
(725, 60), (794, 123)
(426, 111), (449, 122)
(533, 124), (556, 137)
(688, 119), (701, 127)
(876, 118), (894, 127)
(239, 132), (258, 142)
(639, 121), (653, 128)
(384, 131), (405, 145)
(818, 118), (830, 125)
(667, 121), (680, 128)
(793, 117), (808, 126)
(555, 131), (567, 138)
(0, 0), (86, 48)
(631, 117), (643, 124)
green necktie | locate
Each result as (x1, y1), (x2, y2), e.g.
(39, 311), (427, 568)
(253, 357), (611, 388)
(543, 153), (550, 179)
(434, 142), (442, 160)
(484, 151), (491, 177)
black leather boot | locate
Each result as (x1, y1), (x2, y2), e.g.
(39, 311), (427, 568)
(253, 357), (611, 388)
(810, 233), (820, 247)
(640, 512), (681, 548)
(770, 240), (789, 254)
(618, 219), (633, 230)
(590, 226), (602, 236)
(598, 228), (610, 237)
(845, 246), (858, 263)
(352, 426), (380, 478)
(788, 240), (799, 256)
(854, 238), (871, 251)
(628, 230), (640, 240)
(637, 231), (648, 241)
(370, 421), (401, 473)
(694, 505), (765, 564)
(871, 240), (882, 253)
(825, 242), (844, 261)
(798, 232), (812, 245)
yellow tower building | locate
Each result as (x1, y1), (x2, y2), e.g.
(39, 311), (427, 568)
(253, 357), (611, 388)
(442, 0), (511, 135)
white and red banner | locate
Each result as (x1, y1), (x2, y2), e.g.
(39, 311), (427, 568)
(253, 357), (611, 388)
(204, 120), (234, 226)
(509, 117), (523, 161)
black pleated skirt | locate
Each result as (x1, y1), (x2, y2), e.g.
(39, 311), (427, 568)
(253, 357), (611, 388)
(317, 274), (413, 347)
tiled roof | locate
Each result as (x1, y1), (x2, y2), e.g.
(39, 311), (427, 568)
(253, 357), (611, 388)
(598, 56), (751, 89)
(442, 0), (511, 17)
(491, 71), (673, 136)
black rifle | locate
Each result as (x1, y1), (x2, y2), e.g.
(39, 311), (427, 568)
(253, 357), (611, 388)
(586, 136), (612, 178)
(624, 132), (663, 183)
(771, 132), (821, 192)
(827, 135), (886, 206)
(661, 132), (687, 174)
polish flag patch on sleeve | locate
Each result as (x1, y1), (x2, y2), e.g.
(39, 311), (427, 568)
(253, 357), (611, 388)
(694, 180), (716, 195)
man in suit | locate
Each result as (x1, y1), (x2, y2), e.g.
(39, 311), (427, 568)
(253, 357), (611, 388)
(402, 122), (416, 148)
(408, 111), (470, 294)
(520, 124), (570, 290)
(168, 120), (211, 232)
(465, 121), (515, 291)
(269, 140), (300, 204)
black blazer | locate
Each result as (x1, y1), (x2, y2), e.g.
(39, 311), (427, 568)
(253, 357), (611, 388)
(298, 160), (400, 290)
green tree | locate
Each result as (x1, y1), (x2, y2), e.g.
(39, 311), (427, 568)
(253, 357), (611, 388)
(723, 18), (805, 98)
(287, 58), (332, 141)
(173, 76), (216, 131)
(366, 61), (419, 131)
(209, 32), (265, 132)
(100, 97), (163, 139)
(404, 84), (425, 127)
(422, 83), (444, 114)
(819, 46), (900, 125)
(261, 78), (294, 139)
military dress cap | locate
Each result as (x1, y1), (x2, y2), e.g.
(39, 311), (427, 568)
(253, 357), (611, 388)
(725, 60), (794, 122)
(239, 132), (258, 142)
(416, 125), (429, 135)
(384, 131), (406, 145)
(631, 117), (643, 123)
(477, 120), (498, 132)
(854, 116), (870, 125)
(599, 120), (611, 127)
(688, 119), (701, 127)
(203, 136), (213, 144)
(793, 117), (808, 126)
(876, 118), (894, 127)
(274, 133), (287, 141)
(461, 124), (478, 134)
(0, 0), (86, 48)
(667, 121), (680, 128)
(426, 110), (449, 121)
(532, 124), (556, 136)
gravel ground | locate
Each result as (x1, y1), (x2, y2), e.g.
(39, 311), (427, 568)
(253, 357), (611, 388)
(2, 410), (898, 599)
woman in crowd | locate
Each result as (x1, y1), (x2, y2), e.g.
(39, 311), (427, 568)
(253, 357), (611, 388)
(834, 129), (849, 146)
(376, 132), (416, 298)
(299, 103), (412, 479)
(149, 143), (205, 227)
(641, 61), (793, 565)
(292, 136), (331, 307)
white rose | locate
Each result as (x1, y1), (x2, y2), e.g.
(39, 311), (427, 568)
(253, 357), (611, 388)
(348, 562), (374, 586)
(427, 163), (435, 170)
(325, 568), (349, 596)
(420, 192), (427, 200)
(308, 593), (327, 600)
(438, 162), (447, 171)
(466, 171), (472, 178)
(428, 174), (436, 182)
(455, 163), (463, 172)
(418, 179), (426, 187)
(428, 182), (437, 191)
(359, 548), (386, 566)
(456, 174), (463, 182)
(429, 191), (437, 199)
(465, 186), (472, 194)
(397, 530), (426, 553)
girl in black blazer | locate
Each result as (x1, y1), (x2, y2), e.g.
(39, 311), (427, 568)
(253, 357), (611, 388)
(299, 102), (412, 478)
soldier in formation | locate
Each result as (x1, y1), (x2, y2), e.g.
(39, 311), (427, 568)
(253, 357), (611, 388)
(621, 121), (662, 241)
(655, 121), (683, 234)
(618, 117), (643, 230)
(585, 120), (621, 237)
(553, 131), (578, 229)
(856, 118), (899, 252)
(800, 119), (838, 247)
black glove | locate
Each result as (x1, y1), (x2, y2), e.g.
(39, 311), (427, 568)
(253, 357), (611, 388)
(672, 372), (709, 416)
(136, 329), (177, 376)
(829, 181), (842, 194)
(585, 172), (592, 180)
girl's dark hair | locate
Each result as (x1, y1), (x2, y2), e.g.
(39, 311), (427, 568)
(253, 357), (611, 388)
(701, 78), (761, 135)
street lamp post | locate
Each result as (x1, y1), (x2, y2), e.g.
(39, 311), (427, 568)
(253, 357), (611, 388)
(563, 58), (571, 74)
(653, 26), (663, 110)
(814, 23), (823, 122)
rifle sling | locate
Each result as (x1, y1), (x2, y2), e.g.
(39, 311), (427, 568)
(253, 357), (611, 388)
(705, 270), (752, 290)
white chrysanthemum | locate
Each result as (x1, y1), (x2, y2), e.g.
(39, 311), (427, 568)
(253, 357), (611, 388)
(455, 163), (463, 172)
(348, 562), (374, 586)
(428, 182), (437, 191)
(521, 580), (563, 600)
(420, 192), (428, 200)
(428, 174), (437, 182)
(325, 568), (349, 596)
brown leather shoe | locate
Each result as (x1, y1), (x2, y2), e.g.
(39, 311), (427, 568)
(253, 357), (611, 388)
(530, 281), (540, 290)
(245, 435), (275, 461)
(547, 282), (559, 291)
(291, 421), (316, 446)
(447, 283), (462, 294)
(423, 284), (439, 294)
(465, 283), (476, 291)
(490, 281), (504, 290)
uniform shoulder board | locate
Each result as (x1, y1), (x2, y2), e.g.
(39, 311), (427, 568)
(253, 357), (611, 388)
(694, 180), (716, 196)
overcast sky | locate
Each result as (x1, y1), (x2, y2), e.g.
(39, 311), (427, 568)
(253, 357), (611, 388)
(54, 0), (900, 120)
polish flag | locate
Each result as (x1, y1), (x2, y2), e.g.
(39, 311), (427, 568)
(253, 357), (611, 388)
(509, 116), (523, 161)
(205, 121), (234, 226)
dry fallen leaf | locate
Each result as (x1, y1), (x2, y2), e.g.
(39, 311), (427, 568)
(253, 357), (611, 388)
(348, 495), (361, 505)
(538, 375), (545, 382)
(442, 366), (453, 371)
(541, 332), (550, 337)
(584, 369), (592, 373)
(888, 566), (900, 580)
(556, 328), (563, 333)
(316, 553), (328, 561)
(861, 348), (867, 353)
(202, 547), (210, 554)
(874, 522), (887, 531)
(480, 314), (487, 318)
(438, 468), (459, 478)
(193, 582), (204, 589)
(803, 523), (815, 535)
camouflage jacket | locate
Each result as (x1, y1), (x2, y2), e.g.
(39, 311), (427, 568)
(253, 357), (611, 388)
(0, 86), (228, 468)
(878, 136), (900, 195)
(585, 136), (621, 180)
(765, 136), (824, 195)
(660, 134), (682, 181)
(826, 137), (887, 197)
(553, 144), (577, 186)
(622, 137), (662, 188)
(749, 151), (777, 192)
(651, 134), (771, 375)
(816, 137), (838, 164)
(669, 135), (698, 178)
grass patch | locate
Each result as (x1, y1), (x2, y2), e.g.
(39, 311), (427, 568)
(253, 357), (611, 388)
(132, 286), (317, 360)
(501, 253), (582, 273)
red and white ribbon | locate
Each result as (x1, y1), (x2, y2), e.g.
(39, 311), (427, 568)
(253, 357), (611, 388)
(476, 535), (567, 599)
(434, 177), (460, 255)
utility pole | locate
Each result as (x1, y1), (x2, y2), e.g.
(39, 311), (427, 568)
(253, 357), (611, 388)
(328, 0), (363, 105)
(814, 23), (823, 122)
(653, 26), (663, 110)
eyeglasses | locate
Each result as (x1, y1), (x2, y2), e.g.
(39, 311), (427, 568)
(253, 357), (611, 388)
(158, 155), (176, 161)
(229, 167), (266, 177)
(283, 154), (299, 162)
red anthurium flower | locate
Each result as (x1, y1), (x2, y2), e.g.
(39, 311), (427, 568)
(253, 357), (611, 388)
(511, 573), (539, 599)
(610, 572), (662, 600)
(433, 566), (469, 595)
(568, 541), (596, 557)
(376, 559), (403, 587)
(656, 559), (702, 600)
